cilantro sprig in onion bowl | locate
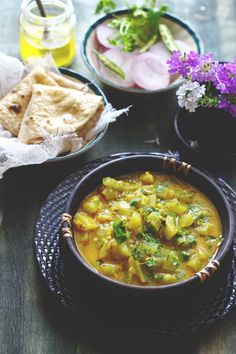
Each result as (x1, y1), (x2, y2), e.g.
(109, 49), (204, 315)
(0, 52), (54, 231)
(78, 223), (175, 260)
(82, 2), (203, 94)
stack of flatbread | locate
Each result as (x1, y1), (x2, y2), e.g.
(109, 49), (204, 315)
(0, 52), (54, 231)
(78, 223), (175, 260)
(0, 67), (104, 147)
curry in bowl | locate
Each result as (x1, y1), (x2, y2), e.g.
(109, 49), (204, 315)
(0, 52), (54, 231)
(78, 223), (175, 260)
(73, 171), (222, 287)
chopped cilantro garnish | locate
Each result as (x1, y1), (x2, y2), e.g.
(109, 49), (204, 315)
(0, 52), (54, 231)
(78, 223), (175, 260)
(96, 1), (168, 52)
(156, 185), (165, 193)
(95, 0), (116, 14)
(197, 214), (210, 224)
(176, 269), (187, 280)
(138, 231), (161, 246)
(155, 274), (164, 281)
(132, 247), (143, 261)
(167, 251), (179, 267)
(113, 219), (130, 244)
(207, 235), (216, 240)
(156, 182), (170, 192)
(130, 197), (141, 206)
(145, 270), (155, 281)
(176, 233), (196, 248)
(180, 250), (191, 262)
(143, 222), (157, 235)
(145, 258), (157, 267)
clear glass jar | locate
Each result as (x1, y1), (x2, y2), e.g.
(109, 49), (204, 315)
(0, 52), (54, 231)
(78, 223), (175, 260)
(19, 0), (76, 67)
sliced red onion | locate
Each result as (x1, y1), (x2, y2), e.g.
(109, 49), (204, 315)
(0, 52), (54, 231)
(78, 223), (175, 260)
(99, 49), (137, 87)
(131, 52), (170, 90)
(149, 41), (170, 62)
(96, 23), (116, 49)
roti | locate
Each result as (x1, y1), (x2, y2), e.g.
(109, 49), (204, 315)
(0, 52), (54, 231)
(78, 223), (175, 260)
(0, 67), (58, 136)
(18, 84), (104, 144)
(47, 71), (89, 92)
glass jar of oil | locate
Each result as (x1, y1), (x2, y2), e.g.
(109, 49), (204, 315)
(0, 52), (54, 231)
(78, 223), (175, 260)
(19, 0), (76, 67)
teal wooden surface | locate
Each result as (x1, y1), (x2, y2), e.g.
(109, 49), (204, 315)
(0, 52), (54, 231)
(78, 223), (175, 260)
(0, 1), (236, 353)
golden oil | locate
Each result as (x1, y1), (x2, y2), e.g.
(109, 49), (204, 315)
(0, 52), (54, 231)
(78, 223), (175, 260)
(19, 0), (76, 67)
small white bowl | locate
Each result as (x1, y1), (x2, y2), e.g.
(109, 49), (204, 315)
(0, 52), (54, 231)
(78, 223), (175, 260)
(82, 10), (204, 94)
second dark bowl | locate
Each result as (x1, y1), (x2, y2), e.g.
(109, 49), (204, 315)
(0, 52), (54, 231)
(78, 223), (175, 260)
(174, 107), (236, 160)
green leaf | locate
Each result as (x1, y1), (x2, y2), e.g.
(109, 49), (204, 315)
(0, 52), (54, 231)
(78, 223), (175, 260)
(130, 197), (141, 206)
(180, 250), (191, 262)
(155, 273), (164, 281)
(113, 219), (130, 244)
(145, 270), (155, 280)
(156, 182), (170, 193)
(138, 231), (161, 246)
(96, 1), (168, 52)
(132, 247), (143, 261)
(175, 232), (196, 248)
(95, 0), (116, 14)
(145, 258), (157, 267)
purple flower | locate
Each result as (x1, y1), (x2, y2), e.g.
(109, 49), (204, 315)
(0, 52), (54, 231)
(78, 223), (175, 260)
(168, 51), (217, 82)
(214, 62), (236, 94)
(218, 96), (229, 110)
(191, 53), (218, 83)
(186, 51), (200, 68)
(168, 50), (236, 116)
(167, 50), (190, 77)
(218, 96), (236, 117)
(229, 104), (236, 117)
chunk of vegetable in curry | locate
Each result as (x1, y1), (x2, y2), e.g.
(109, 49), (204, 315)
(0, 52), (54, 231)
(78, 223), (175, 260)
(73, 172), (223, 286)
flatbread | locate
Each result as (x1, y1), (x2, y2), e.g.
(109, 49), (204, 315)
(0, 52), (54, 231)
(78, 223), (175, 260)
(0, 67), (58, 136)
(47, 71), (89, 92)
(18, 84), (104, 145)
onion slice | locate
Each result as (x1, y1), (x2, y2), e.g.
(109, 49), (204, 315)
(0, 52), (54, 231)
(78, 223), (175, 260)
(99, 49), (137, 87)
(131, 53), (170, 90)
(149, 41), (170, 62)
(96, 23), (116, 49)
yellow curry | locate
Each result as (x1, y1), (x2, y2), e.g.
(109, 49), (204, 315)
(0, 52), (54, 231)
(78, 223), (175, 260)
(73, 172), (222, 286)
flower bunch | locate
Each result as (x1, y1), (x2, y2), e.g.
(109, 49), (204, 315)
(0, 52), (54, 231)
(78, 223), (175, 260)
(167, 51), (236, 116)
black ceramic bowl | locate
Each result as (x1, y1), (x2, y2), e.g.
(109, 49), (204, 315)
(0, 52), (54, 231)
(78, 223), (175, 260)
(174, 107), (236, 160)
(61, 154), (234, 299)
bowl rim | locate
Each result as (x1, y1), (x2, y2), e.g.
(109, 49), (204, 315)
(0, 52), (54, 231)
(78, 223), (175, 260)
(62, 154), (235, 292)
(174, 107), (236, 159)
(81, 9), (204, 94)
(47, 68), (109, 163)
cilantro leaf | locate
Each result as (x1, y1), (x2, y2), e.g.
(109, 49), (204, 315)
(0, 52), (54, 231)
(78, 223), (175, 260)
(132, 247), (143, 261)
(180, 250), (191, 262)
(130, 197), (141, 206)
(95, 0), (116, 14)
(175, 232), (196, 249)
(97, 1), (168, 52)
(145, 258), (157, 267)
(138, 231), (161, 246)
(145, 270), (155, 281)
(155, 273), (164, 281)
(113, 219), (129, 244)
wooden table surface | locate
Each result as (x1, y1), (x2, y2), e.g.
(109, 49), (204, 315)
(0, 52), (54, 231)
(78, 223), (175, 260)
(0, 1), (236, 353)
